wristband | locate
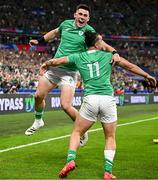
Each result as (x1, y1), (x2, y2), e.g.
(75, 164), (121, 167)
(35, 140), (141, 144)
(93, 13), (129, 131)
(112, 51), (118, 55)
(38, 36), (46, 44)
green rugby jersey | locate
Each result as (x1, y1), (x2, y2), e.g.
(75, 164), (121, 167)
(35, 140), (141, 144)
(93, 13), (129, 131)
(68, 50), (113, 96)
(54, 19), (95, 71)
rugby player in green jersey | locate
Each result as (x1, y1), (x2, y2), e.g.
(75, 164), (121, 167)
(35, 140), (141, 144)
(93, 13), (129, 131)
(25, 4), (119, 146)
(40, 31), (156, 179)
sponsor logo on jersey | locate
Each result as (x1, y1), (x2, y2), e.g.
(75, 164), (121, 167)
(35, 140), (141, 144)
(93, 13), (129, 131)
(65, 28), (70, 31)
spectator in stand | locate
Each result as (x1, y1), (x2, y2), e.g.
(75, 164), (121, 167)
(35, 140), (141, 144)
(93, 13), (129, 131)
(0, 48), (157, 94)
(0, 0), (158, 35)
(0, 49), (51, 93)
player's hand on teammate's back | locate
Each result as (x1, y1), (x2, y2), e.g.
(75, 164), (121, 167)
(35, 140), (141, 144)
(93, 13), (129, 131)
(112, 53), (120, 66)
(29, 39), (38, 46)
(39, 63), (47, 76)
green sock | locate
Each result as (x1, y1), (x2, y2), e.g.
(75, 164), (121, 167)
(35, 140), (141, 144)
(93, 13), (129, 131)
(67, 150), (76, 163)
(104, 158), (113, 173)
(35, 107), (44, 120)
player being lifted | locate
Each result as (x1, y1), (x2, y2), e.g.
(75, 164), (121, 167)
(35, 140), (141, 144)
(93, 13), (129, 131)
(25, 4), (119, 146)
(40, 31), (156, 179)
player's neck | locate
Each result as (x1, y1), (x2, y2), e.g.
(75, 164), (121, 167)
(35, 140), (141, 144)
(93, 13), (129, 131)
(88, 46), (97, 51)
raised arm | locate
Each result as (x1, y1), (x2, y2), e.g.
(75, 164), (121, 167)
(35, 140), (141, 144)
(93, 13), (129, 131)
(97, 35), (120, 61)
(29, 28), (59, 46)
(115, 57), (157, 88)
(101, 40), (116, 52)
(43, 28), (59, 41)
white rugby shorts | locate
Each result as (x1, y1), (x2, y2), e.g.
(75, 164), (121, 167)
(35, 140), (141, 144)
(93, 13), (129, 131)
(44, 67), (77, 88)
(80, 95), (117, 123)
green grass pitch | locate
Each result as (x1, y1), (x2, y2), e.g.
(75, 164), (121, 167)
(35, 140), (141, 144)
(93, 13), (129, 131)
(0, 104), (158, 179)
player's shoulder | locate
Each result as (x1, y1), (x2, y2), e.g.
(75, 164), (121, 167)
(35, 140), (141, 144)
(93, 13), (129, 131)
(100, 50), (112, 56)
(59, 19), (74, 29)
(69, 52), (80, 59)
(84, 23), (95, 32)
(98, 50), (113, 60)
(61, 19), (74, 25)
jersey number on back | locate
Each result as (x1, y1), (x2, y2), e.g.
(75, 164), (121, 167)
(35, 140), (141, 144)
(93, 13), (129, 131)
(87, 62), (100, 78)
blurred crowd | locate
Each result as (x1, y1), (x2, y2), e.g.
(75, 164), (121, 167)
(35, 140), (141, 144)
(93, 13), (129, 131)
(0, 50), (50, 93)
(117, 42), (158, 75)
(0, 0), (158, 35)
(0, 0), (158, 94)
(0, 48), (157, 94)
(111, 41), (158, 93)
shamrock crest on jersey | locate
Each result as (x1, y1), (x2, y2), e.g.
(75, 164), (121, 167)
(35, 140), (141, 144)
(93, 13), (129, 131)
(79, 31), (84, 36)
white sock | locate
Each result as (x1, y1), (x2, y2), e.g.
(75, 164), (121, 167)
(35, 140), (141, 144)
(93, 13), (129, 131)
(33, 119), (43, 128)
(104, 150), (115, 162)
(35, 119), (42, 122)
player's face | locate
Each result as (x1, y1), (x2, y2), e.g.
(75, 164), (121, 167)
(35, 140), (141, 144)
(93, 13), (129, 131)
(95, 35), (104, 50)
(74, 8), (90, 27)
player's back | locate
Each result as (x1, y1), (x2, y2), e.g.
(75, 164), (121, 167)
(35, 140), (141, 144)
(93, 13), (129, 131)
(71, 50), (114, 96)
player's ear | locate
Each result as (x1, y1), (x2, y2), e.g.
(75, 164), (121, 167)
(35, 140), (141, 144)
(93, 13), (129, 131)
(87, 16), (90, 22)
(94, 43), (101, 50)
(94, 44), (98, 49)
(74, 12), (77, 18)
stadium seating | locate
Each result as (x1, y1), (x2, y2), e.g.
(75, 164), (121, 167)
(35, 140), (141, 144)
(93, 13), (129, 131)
(0, 0), (158, 35)
(0, 0), (158, 93)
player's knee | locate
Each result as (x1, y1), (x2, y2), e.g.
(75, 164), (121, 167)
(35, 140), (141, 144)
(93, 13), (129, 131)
(61, 101), (72, 111)
(106, 131), (115, 140)
(72, 130), (81, 135)
(35, 92), (45, 102)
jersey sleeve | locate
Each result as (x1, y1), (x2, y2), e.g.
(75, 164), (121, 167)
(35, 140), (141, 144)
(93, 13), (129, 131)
(86, 25), (95, 32)
(58, 20), (65, 34)
(90, 26), (95, 32)
(67, 53), (79, 65)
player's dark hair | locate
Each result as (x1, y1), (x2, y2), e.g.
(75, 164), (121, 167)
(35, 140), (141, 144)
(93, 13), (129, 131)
(84, 31), (98, 47)
(76, 4), (91, 13)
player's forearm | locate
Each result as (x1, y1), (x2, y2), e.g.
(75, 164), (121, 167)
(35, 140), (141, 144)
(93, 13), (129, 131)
(128, 64), (149, 78)
(102, 41), (116, 52)
(44, 57), (68, 66)
(119, 58), (148, 78)
(43, 28), (59, 42)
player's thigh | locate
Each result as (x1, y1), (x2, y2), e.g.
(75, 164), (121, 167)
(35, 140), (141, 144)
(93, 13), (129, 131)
(60, 84), (75, 105)
(99, 95), (117, 124)
(36, 76), (57, 97)
(58, 71), (77, 105)
(74, 114), (94, 135)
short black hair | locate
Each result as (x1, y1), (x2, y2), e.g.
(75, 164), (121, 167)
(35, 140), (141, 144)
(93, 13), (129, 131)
(76, 4), (91, 13)
(84, 31), (98, 47)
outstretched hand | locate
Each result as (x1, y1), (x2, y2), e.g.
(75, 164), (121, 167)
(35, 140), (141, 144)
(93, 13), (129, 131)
(29, 39), (38, 46)
(39, 63), (47, 76)
(112, 53), (120, 66)
(146, 75), (157, 89)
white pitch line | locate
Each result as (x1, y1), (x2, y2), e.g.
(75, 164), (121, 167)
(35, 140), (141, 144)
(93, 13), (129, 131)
(0, 117), (158, 153)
